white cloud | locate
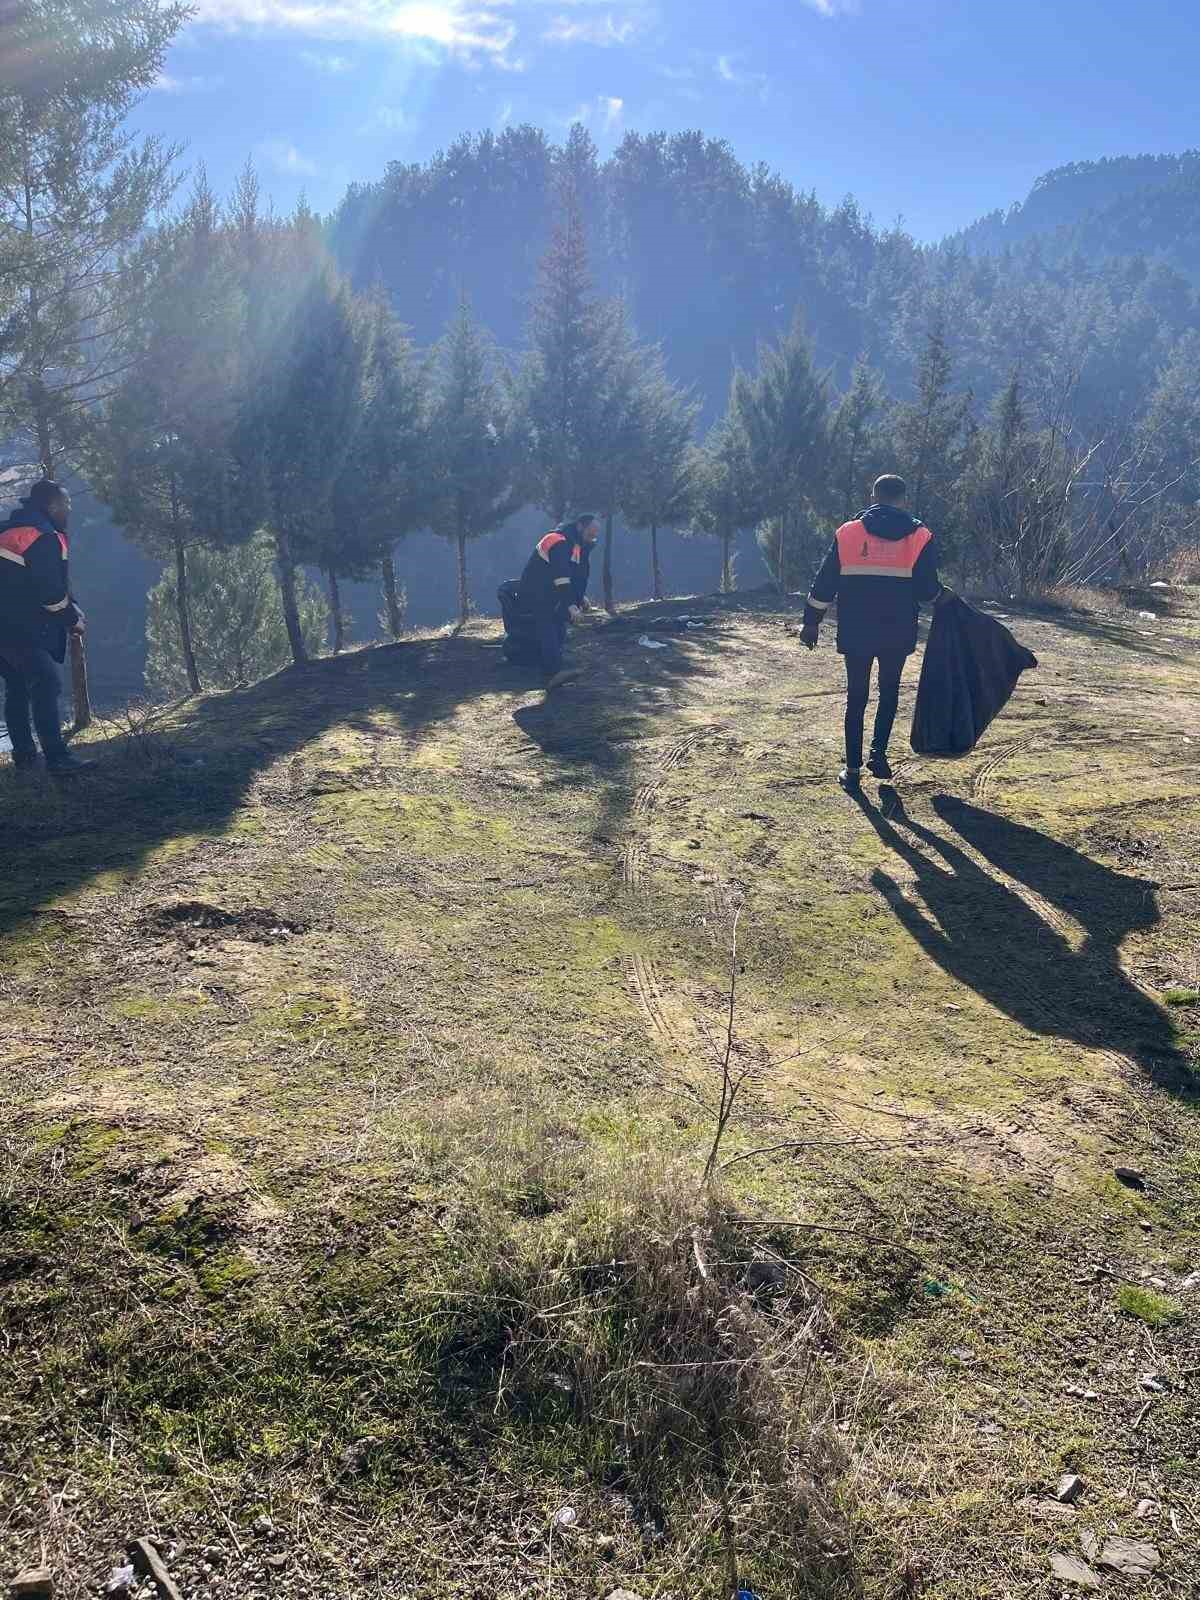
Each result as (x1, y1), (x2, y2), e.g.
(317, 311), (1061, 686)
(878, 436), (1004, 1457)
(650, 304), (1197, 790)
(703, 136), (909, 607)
(544, 11), (639, 47)
(190, 0), (517, 61)
(300, 48), (352, 70)
(497, 97), (514, 124)
(715, 52), (769, 97)
(361, 104), (412, 133)
(154, 71), (224, 91)
(557, 92), (625, 133)
(801, 0), (859, 13)
(259, 138), (319, 176)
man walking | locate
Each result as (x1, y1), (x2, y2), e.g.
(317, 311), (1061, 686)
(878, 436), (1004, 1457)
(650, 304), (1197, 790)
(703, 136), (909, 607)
(800, 475), (947, 791)
(0, 479), (94, 773)
(499, 514), (601, 690)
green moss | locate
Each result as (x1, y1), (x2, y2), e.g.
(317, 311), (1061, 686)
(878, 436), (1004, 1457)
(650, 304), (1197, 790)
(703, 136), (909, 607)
(1116, 1284), (1182, 1326)
(113, 994), (211, 1021)
(1163, 987), (1200, 1007)
(310, 791), (521, 858)
(64, 1124), (123, 1177)
(196, 1248), (258, 1298)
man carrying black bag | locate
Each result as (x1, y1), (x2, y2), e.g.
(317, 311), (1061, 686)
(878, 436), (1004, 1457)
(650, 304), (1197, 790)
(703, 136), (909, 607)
(800, 475), (951, 792)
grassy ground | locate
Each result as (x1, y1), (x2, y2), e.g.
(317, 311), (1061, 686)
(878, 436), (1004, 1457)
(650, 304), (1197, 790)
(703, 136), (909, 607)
(2, 588), (1198, 1599)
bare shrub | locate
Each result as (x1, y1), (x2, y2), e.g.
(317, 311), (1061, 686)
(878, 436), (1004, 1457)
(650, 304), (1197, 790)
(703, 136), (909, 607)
(420, 1123), (850, 1597)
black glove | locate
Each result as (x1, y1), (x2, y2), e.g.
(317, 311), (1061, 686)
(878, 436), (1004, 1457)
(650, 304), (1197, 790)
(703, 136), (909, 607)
(799, 623), (819, 651)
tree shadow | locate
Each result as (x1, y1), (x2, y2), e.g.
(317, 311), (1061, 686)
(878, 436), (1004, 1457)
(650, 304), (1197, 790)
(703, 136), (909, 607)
(854, 787), (1193, 1096)
(0, 603), (738, 937)
(994, 602), (1193, 664)
(510, 606), (738, 849)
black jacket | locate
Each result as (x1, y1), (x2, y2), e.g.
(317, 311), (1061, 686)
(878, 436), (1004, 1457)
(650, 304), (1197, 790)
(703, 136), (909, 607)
(518, 529), (592, 618)
(0, 505), (79, 664)
(804, 503), (942, 657)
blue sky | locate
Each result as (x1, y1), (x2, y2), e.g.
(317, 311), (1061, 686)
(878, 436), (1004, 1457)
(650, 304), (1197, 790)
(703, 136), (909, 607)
(138, 0), (1197, 240)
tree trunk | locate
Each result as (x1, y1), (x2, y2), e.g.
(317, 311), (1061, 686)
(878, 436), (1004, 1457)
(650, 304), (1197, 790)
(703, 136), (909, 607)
(651, 524), (663, 601)
(456, 532), (469, 627)
(381, 553), (404, 638)
(274, 528), (308, 665)
(603, 512), (615, 615)
(721, 529), (734, 594)
(327, 567), (344, 654)
(174, 530), (201, 695)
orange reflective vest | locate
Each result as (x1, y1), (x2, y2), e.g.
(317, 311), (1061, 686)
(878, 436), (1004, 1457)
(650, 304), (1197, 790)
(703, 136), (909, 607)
(834, 518), (932, 580)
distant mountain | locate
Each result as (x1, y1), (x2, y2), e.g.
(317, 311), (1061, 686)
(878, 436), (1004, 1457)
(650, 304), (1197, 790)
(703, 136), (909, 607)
(950, 152), (1200, 278)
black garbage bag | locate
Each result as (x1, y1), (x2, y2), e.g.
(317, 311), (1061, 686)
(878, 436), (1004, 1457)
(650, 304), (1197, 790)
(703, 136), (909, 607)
(498, 579), (539, 664)
(910, 597), (1038, 756)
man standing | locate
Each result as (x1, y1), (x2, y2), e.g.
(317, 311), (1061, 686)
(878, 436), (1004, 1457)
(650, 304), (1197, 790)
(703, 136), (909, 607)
(0, 479), (95, 773)
(499, 513), (601, 690)
(800, 475), (947, 791)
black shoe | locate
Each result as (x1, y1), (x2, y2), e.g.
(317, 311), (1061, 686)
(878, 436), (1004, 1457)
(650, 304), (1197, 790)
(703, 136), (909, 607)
(866, 750), (894, 781)
(46, 752), (97, 774)
(838, 766), (862, 793)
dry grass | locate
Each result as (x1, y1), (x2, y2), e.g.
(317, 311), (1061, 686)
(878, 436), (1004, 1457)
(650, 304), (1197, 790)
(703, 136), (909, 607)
(4, 587), (1200, 1598)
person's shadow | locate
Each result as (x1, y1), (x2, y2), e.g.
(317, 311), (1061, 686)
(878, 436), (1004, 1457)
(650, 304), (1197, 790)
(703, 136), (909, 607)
(855, 788), (1192, 1094)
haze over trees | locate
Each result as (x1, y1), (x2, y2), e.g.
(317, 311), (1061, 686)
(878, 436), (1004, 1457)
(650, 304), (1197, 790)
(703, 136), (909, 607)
(4, 5), (1200, 704)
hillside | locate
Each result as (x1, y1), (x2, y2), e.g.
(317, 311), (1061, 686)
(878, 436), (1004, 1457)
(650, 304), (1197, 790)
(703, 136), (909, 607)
(3, 586), (1198, 1598)
(12, 136), (1200, 714)
(951, 152), (1200, 279)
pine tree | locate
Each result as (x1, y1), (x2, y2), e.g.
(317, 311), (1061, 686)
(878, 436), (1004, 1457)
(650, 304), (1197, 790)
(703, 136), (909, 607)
(344, 297), (431, 641)
(829, 357), (887, 519)
(517, 190), (613, 522)
(304, 299), (382, 655)
(235, 215), (368, 666)
(625, 361), (699, 600)
(891, 318), (973, 557)
(589, 299), (658, 613)
(0, 0), (187, 726)
(732, 317), (829, 590)
(87, 175), (240, 694)
(961, 370), (1075, 594)
(145, 533), (327, 697)
(692, 402), (758, 594)
(428, 297), (523, 626)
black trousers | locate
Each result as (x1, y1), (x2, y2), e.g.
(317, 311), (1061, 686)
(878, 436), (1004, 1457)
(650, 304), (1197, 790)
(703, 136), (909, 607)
(1, 644), (68, 763)
(843, 651), (907, 769)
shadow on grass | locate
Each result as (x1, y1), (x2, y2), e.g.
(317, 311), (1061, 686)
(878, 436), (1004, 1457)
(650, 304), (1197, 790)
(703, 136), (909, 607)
(510, 600), (739, 848)
(856, 787), (1193, 1096)
(0, 603), (740, 936)
(998, 602), (1194, 663)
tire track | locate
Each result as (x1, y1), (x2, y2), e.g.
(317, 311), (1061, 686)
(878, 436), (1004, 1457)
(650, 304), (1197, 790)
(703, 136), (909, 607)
(624, 725), (727, 1054)
(633, 724), (725, 815)
(971, 738), (1027, 803)
(629, 954), (684, 1052)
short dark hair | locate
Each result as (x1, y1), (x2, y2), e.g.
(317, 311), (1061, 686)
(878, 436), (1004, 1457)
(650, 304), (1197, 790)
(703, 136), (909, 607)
(562, 513), (599, 534)
(872, 475), (907, 504)
(25, 478), (66, 514)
